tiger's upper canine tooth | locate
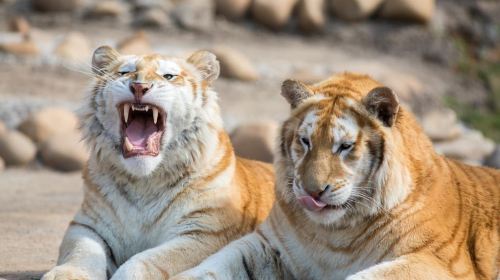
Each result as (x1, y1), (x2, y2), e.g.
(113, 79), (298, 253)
(124, 104), (130, 123)
(153, 108), (159, 124)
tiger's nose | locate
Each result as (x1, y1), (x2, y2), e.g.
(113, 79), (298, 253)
(130, 82), (151, 101)
(305, 184), (331, 199)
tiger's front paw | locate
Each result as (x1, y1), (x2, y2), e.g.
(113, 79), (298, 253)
(171, 268), (218, 280)
(41, 265), (91, 280)
(111, 259), (169, 280)
(346, 272), (378, 280)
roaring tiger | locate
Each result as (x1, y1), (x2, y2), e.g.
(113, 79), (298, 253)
(173, 73), (500, 280)
(42, 46), (275, 280)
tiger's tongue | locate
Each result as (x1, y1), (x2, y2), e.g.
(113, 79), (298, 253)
(125, 116), (158, 147)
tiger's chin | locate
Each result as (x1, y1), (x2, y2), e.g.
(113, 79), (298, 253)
(120, 155), (164, 177)
(303, 205), (348, 226)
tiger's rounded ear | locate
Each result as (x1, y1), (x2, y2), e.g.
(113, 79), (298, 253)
(187, 50), (220, 84)
(363, 86), (400, 127)
(281, 79), (313, 109)
(92, 46), (120, 75)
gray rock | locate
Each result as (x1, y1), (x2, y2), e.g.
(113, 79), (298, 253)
(251, 0), (298, 30)
(0, 157), (4, 172)
(421, 109), (462, 141)
(0, 130), (37, 166)
(210, 46), (259, 81)
(298, 0), (326, 33)
(18, 107), (79, 144)
(484, 145), (500, 169)
(434, 128), (495, 163)
(31, 0), (82, 12)
(40, 131), (88, 172)
(330, 0), (383, 21)
(117, 31), (153, 55)
(231, 121), (278, 163)
(54, 32), (92, 63)
(379, 0), (435, 24)
(215, 0), (252, 20)
(85, 0), (128, 19)
(133, 9), (172, 28)
(172, 0), (215, 32)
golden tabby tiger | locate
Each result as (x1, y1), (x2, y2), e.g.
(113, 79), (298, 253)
(174, 73), (499, 280)
(42, 46), (274, 280)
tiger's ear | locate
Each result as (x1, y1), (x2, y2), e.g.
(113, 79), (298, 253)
(281, 79), (313, 109)
(187, 50), (220, 84)
(363, 87), (400, 127)
(92, 46), (120, 75)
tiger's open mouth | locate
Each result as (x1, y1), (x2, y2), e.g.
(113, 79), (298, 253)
(119, 103), (166, 158)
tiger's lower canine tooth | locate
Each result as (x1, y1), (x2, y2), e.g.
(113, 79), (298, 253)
(124, 104), (130, 123)
(124, 137), (134, 152)
(153, 108), (159, 124)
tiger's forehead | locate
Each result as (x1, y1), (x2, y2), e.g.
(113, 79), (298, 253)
(296, 96), (362, 140)
(116, 54), (183, 75)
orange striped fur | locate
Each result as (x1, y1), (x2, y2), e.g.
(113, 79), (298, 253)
(42, 47), (274, 280)
(174, 73), (499, 280)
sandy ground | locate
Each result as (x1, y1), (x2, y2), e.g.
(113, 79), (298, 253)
(0, 169), (82, 280)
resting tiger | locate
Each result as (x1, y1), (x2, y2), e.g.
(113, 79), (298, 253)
(41, 46), (275, 280)
(173, 73), (500, 280)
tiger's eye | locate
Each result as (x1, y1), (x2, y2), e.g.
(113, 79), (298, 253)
(163, 74), (175, 80)
(339, 142), (354, 152)
(300, 137), (310, 148)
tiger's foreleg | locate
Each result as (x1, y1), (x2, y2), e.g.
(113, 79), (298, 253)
(346, 253), (455, 280)
(171, 232), (288, 280)
(41, 223), (114, 280)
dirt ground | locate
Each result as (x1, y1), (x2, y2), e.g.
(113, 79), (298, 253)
(0, 169), (82, 280)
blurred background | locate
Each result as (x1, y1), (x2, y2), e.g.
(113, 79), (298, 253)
(0, 0), (498, 279)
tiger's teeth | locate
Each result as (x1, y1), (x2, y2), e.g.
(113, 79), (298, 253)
(124, 104), (130, 123)
(124, 137), (134, 152)
(153, 108), (158, 124)
(145, 105), (149, 112)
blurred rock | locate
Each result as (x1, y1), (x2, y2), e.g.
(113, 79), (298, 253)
(31, 0), (82, 12)
(434, 128), (495, 163)
(215, 0), (251, 20)
(133, 8), (171, 28)
(130, 0), (172, 13)
(85, 0), (128, 19)
(251, 0), (298, 30)
(40, 131), (87, 172)
(298, 0), (326, 33)
(172, 0), (215, 32)
(8, 16), (30, 35)
(376, 71), (423, 103)
(231, 122), (278, 163)
(54, 32), (92, 63)
(484, 145), (500, 169)
(0, 121), (6, 136)
(0, 157), (4, 172)
(117, 31), (153, 55)
(330, 0), (383, 21)
(0, 40), (39, 56)
(421, 109), (462, 141)
(18, 107), (79, 144)
(0, 130), (37, 166)
(211, 46), (259, 81)
(380, 0), (435, 24)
